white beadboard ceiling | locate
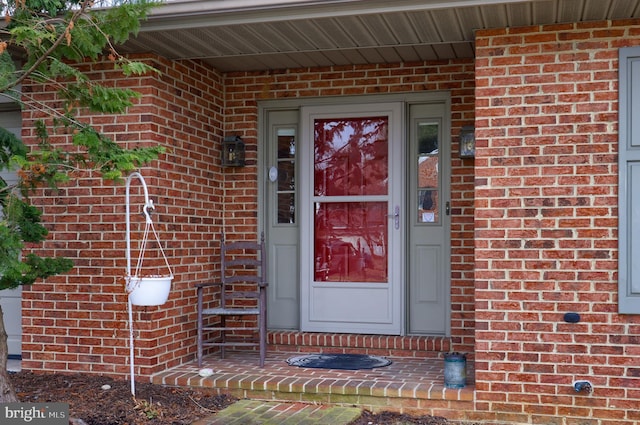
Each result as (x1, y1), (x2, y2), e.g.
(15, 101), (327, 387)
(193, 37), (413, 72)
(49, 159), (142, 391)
(120, 0), (640, 72)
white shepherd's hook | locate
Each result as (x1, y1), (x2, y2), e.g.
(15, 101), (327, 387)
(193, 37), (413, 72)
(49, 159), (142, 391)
(125, 171), (152, 397)
(124, 171), (173, 396)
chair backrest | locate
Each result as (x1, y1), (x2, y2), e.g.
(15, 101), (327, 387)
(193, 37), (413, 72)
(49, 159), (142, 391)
(220, 232), (266, 307)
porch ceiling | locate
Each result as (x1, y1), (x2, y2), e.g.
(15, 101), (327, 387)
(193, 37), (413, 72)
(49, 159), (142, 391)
(121, 0), (640, 72)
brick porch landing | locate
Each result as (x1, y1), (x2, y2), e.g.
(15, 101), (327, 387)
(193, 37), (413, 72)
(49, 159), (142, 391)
(152, 333), (475, 418)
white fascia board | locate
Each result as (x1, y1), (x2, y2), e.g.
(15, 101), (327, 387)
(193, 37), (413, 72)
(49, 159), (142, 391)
(144, 0), (540, 30)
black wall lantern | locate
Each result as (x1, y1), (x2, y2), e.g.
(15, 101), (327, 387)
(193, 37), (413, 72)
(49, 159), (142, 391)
(459, 126), (475, 159)
(221, 135), (245, 167)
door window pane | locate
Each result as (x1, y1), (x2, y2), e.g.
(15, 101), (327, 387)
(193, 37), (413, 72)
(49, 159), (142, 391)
(417, 122), (439, 223)
(277, 128), (296, 224)
(314, 117), (388, 197)
(314, 202), (387, 283)
(277, 193), (295, 224)
(418, 189), (439, 223)
(277, 160), (295, 192)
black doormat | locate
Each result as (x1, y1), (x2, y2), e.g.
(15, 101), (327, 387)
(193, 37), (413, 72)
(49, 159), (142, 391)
(286, 353), (392, 370)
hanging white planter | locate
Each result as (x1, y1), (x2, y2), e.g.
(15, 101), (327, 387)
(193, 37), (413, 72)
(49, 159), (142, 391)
(126, 275), (172, 306)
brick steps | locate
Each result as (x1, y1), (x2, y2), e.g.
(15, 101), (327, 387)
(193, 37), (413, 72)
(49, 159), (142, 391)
(153, 351), (474, 417)
(268, 330), (451, 359)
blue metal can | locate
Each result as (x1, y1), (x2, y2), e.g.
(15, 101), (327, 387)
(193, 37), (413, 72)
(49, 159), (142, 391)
(444, 352), (467, 389)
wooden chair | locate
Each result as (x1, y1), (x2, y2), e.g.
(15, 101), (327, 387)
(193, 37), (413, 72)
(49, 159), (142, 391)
(196, 232), (267, 367)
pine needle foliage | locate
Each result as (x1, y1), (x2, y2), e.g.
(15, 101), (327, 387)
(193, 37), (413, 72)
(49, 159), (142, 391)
(0, 0), (164, 291)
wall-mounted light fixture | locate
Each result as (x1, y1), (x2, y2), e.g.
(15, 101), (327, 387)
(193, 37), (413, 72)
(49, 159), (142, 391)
(459, 126), (475, 159)
(221, 135), (245, 167)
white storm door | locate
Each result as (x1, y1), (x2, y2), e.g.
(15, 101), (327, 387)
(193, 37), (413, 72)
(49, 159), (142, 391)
(300, 103), (403, 335)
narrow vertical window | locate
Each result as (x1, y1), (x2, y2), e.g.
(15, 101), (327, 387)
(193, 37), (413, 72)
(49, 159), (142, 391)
(276, 128), (296, 224)
(416, 121), (440, 224)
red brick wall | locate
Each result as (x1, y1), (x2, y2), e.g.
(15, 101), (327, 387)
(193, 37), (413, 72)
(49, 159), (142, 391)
(223, 61), (477, 353)
(21, 54), (225, 377)
(474, 20), (640, 424)
(20, 56), (475, 377)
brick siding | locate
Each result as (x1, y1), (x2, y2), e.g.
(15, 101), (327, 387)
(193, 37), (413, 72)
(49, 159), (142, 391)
(21, 54), (225, 376)
(20, 57), (476, 377)
(474, 20), (640, 424)
(223, 61), (477, 353)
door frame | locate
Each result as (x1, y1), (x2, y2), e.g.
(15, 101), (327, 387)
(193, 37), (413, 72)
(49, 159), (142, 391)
(258, 92), (452, 335)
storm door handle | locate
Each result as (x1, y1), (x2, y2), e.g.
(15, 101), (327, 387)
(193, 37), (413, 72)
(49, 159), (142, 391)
(388, 205), (400, 230)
